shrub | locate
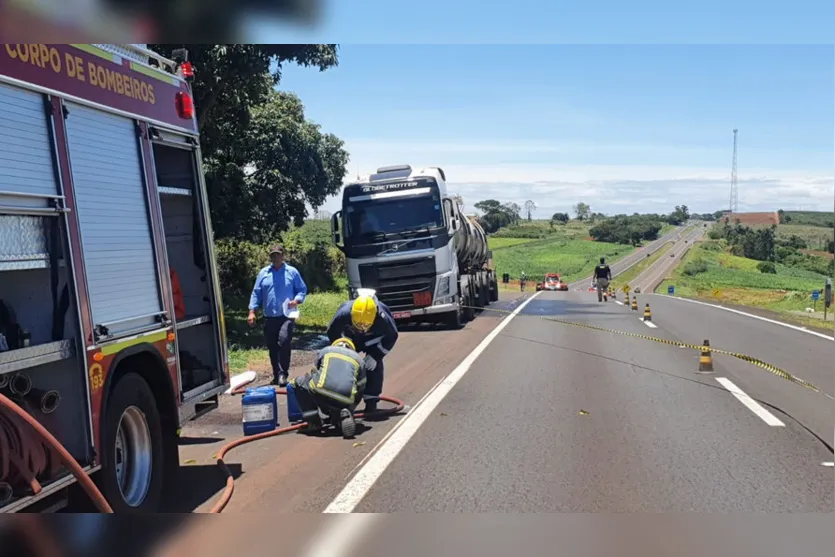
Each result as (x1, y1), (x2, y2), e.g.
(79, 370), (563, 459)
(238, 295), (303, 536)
(682, 259), (709, 276)
(757, 261), (777, 274)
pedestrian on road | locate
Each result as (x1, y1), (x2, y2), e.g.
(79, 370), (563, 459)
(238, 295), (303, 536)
(594, 257), (612, 302)
(248, 244), (308, 386)
(326, 293), (398, 414)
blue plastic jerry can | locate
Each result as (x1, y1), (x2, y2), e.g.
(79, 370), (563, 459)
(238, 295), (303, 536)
(241, 386), (278, 436)
(285, 382), (304, 423)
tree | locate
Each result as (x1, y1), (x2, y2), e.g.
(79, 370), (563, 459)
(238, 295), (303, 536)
(667, 205), (690, 225)
(573, 202), (591, 221)
(551, 212), (569, 224)
(524, 200), (537, 221)
(210, 91), (348, 242)
(504, 202), (522, 225)
(148, 44), (343, 240)
(474, 199), (520, 232)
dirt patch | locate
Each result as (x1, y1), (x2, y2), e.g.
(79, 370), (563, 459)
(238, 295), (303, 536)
(800, 249), (834, 260)
(721, 211), (780, 226)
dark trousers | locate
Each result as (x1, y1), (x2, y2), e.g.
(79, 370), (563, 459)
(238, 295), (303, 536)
(264, 317), (294, 382)
(363, 353), (384, 402)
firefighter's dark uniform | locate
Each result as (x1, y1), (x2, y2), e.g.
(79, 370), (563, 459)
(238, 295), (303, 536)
(290, 344), (367, 429)
(326, 300), (398, 412)
(594, 263), (612, 301)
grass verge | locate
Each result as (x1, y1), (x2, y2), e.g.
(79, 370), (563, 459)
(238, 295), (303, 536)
(224, 291), (345, 374)
(657, 240), (833, 332)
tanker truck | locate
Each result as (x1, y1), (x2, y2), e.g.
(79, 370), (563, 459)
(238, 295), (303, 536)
(331, 165), (498, 328)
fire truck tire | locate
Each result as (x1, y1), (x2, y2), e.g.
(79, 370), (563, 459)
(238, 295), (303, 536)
(99, 372), (165, 513)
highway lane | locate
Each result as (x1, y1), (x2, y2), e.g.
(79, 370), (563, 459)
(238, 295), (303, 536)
(349, 290), (833, 512)
(629, 223), (707, 292)
(567, 222), (693, 290)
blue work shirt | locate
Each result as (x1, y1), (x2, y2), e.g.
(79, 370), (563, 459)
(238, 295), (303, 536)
(248, 263), (308, 317)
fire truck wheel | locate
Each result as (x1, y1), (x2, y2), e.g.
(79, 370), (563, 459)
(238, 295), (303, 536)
(100, 372), (165, 513)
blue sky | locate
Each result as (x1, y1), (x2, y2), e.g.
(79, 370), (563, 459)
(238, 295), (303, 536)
(277, 44), (833, 218)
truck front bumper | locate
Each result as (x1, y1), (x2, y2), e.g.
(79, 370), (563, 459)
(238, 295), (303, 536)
(390, 302), (458, 320)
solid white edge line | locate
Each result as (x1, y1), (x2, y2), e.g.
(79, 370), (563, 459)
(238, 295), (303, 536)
(322, 291), (542, 514)
(715, 377), (785, 427)
(648, 294), (834, 341)
(301, 514), (382, 557)
(639, 318), (658, 328)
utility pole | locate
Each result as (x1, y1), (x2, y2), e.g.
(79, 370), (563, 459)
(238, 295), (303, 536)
(729, 129), (739, 214)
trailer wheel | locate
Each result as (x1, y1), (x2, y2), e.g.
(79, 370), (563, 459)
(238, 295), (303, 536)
(446, 305), (464, 329)
(100, 372), (165, 513)
(490, 280), (499, 302)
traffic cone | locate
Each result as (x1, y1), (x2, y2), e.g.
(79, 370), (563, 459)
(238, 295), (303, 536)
(643, 303), (652, 321)
(631, 297), (638, 311)
(698, 339), (714, 373)
(625, 293), (630, 306)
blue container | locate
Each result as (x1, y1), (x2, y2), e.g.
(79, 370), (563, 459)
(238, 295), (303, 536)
(241, 386), (278, 436)
(285, 383), (304, 423)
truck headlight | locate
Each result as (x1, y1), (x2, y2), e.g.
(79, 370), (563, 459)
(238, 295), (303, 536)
(437, 275), (450, 297)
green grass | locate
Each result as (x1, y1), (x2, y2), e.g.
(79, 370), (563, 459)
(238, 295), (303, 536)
(782, 211), (833, 228)
(494, 236), (635, 283)
(611, 241), (674, 291)
(488, 237), (539, 249)
(224, 291), (344, 374)
(776, 224), (833, 251)
(657, 240), (832, 330)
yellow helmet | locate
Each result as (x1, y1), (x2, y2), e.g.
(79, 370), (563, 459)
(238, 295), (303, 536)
(332, 337), (356, 351)
(351, 295), (377, 332)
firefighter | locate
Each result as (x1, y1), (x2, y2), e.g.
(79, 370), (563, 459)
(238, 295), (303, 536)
(289, 337), (366, 438)
(326, 292), (398, 414)
(594, 257), (612, 302)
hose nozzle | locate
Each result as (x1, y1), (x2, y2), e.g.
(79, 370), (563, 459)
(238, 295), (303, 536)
(9, 374), (32, 396)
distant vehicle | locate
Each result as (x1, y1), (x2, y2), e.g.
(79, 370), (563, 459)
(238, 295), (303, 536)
(537, 273), (568, 291)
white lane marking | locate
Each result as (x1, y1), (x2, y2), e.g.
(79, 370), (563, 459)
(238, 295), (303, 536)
(823, 462), (834, 467)
(639, 318), (658, 328)
(323, 291), (542, 514)
(615, 300), (624, 305)
(224, 370), (257, 394)
(301, 514), (381, 557)
(715, 377), (785, 427)
(649, 294), (833, 341)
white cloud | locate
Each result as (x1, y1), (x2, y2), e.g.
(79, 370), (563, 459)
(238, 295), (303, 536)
(311, 139), (833, 218)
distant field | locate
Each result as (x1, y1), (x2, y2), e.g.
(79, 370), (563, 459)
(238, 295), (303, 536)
(488, 237), (539, 249)
(494, 236), (634, 283)
(782, 211), (833, 228)
(492, 220), (591, 240)
(776, 224), (833, 251)
(657, 241), (831, 331)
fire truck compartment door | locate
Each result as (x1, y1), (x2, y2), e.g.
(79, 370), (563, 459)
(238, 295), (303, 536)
(0, 83), (58, 208)
(64, 103), (163, 337)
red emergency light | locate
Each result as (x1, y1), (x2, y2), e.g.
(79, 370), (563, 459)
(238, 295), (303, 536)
(178, 61), (194, 80)
(175, 92), (195, 120)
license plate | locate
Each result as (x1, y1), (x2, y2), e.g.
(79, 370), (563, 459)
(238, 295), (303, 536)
(392, 311), (411, 319)
(413, 291), (432, 306)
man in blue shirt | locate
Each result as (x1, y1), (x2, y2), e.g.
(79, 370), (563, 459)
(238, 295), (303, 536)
(248, 245), (308, 386)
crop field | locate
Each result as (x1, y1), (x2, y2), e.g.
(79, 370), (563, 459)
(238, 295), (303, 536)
(776, 224), (833, 251)
(782, 211), (833, 228)
(493, 236), (633, 283)
(657, 241), (831, 331)
(488, 237), (539, 249)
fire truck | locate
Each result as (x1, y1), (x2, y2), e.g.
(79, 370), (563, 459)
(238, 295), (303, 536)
(0, 44), (229, 513)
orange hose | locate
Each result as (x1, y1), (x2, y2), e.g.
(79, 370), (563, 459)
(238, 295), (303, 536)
(209, 383), (405, 513)
(0, 392), (113, 512)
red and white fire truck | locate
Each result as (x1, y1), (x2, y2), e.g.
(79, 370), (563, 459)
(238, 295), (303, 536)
(0, 44), (229, 513)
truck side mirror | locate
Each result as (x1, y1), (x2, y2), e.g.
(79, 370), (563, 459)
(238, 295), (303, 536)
(331, 211), (343, 245)
(443, 199), (458, 230)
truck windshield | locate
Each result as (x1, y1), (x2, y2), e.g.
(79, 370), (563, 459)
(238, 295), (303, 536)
(345, 195), (443, 239)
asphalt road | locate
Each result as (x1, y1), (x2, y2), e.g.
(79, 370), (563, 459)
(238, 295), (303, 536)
(171, 221), (832, 522)
(630, 223), (707, 292)
(348, 289), (832, 514)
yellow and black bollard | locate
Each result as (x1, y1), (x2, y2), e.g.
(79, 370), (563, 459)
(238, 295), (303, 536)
(625, 293), (629, 306)
(630, 296), (638, 311)
(698, 339), (714, 373)
(643, 303), (652, 321)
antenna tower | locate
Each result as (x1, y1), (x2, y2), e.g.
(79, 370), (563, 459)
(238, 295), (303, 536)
(729, 129), (738, 213)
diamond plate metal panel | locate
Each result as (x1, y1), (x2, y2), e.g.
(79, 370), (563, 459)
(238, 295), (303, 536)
(0, 339), (74, 375)
(0, 215), (47, 262)
(92, 44), (149, 64)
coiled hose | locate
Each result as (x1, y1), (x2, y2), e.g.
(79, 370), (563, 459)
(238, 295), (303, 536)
(0, 377), (403, 514)
(0, 390), (113, 512)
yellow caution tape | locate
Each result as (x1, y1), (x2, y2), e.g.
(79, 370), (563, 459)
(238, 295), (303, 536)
(465, 305), (831, 399)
